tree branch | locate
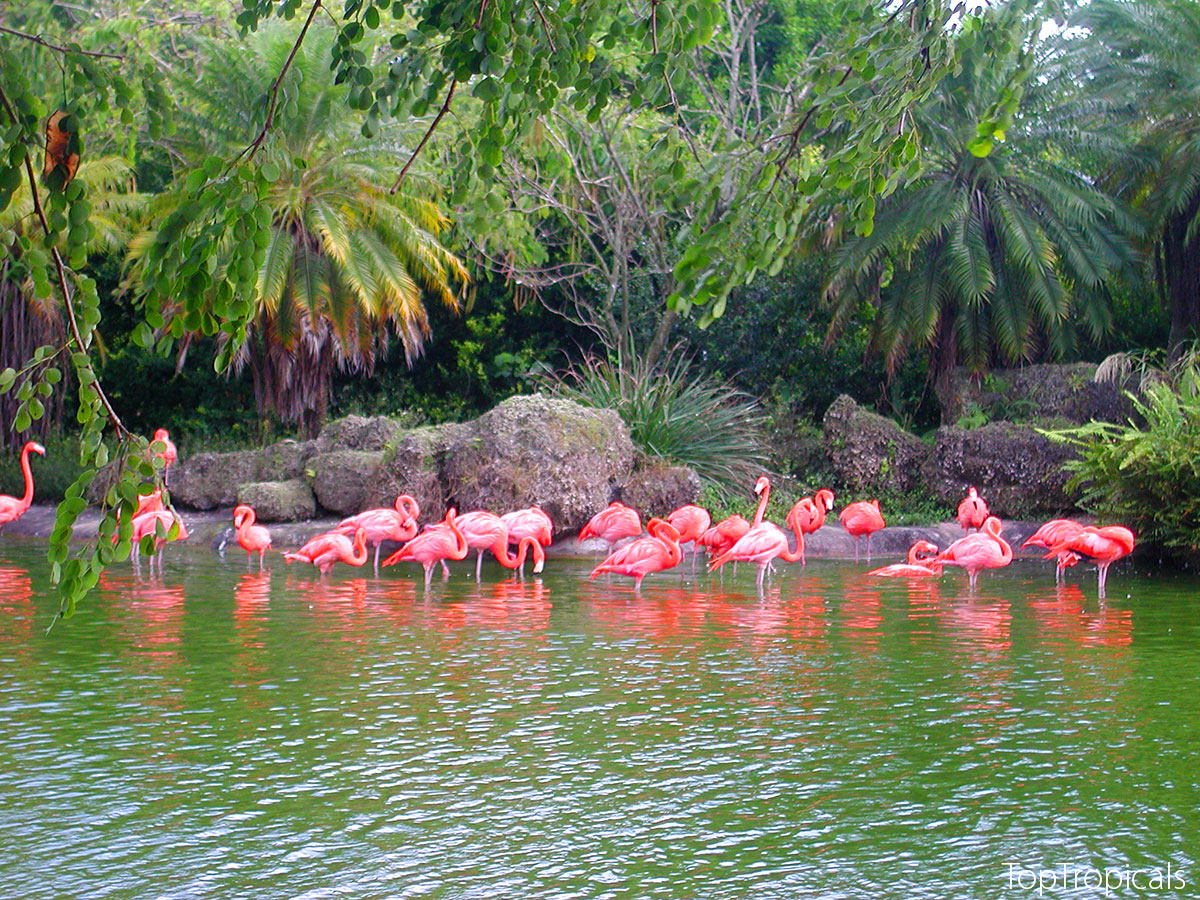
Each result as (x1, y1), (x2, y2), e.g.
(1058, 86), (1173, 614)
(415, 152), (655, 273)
(390, 79), (458, 192)
(0, 24), (123, 60)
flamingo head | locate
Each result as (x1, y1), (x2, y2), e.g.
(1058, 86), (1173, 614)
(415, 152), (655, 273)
(754, 476), (770, 495)
(911, 539), (939, 561)
(966, 486), (978, 499)
(233, 505), (252, 527)
(24, 441), (46, 456)
(153, 428), (170, 441)
(819, 489), (834, 511)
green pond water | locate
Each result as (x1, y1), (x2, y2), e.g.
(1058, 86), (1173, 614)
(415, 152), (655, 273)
(0, 538), (1198, 899)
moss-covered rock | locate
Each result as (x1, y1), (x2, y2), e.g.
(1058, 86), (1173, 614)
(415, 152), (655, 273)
(171, 450), (261, 510)
(442, 394), (635, 533)
(935, 363), (1135, 426)
(619, 459), (701, 517)
(930, 422), (1079, 517)
(822, 394), (932, 494)
(307, 450), (384, 515)
(364, 424), (465, 523)
(236, 478), (317, 522)
(256, 439), (317, 481)
(316, 414), (406, 452)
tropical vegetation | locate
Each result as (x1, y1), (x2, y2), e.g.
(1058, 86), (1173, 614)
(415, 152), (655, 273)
(4, 0), (1200, 611)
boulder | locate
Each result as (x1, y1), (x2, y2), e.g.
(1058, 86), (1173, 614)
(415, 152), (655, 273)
(256, 439), (317, 481)
(364, 424), (466, 523)
(171, 450), (260, 510)
(441, 394), (636, 533)
(619, 460), (702, 517)
(929, 422), (1080, 517)
(236, 479), (317, 522)
(307, 450), (384, 515)
(935, 363), (1135, 426)
(316, 414), (406, 452)
(822, 394), (932, 494)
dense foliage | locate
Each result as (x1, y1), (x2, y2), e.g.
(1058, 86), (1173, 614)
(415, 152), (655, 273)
(0, 0), (1192, 616)
(1047, 365), (1200, 560)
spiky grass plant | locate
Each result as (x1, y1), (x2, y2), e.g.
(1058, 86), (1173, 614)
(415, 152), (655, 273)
(545, 353), (768, 496)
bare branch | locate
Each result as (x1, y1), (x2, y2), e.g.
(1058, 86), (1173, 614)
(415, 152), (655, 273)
(390, 79), (458, 192)
(0, 24), (123, 60)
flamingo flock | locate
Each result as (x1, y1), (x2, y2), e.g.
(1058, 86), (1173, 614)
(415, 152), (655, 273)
(2, 436), (1138, 596)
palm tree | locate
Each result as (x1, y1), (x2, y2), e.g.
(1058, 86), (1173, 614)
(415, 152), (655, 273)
(130, 25), (467, 436)
(1070, 0), (1200, 360)
(0, 156), (141, 448)
(822, 16), (1138, 396)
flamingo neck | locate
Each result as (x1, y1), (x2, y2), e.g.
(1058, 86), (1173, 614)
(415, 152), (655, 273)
(20, 446), (36, 506)
(349, 531), (369, 565)
(494, 535), (533, 569)
(988, 520), (1013, 564)
(752, 481), (771, 526)
(778, 516), (806, 563)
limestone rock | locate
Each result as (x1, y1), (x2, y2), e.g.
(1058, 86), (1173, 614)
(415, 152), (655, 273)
(171, 450), (260, 510)
(619, 460), (702, 518)
(257, 439), (317, 481)
(936, 363), (1134, 426)
(307, 450), (384, 515)
(236, 479), (317, 522)
(364, 424), (466, 523)
(930, 422), (1080, 517)
(316, 414), (406, 452)
(822, 394), (932, 494)
(442, 394), (636, 533)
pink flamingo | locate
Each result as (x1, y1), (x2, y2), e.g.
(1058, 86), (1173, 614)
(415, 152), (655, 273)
(152, 428), (177, 484)
(666, 503), (711, 569)
(1022, 518), (1085, 583)
(666, 504), (711, 544)
(930, 516), (1012, 589)
(452, 510), (546, 579)
(335, 494), (420, 574)
(383, 508), (469, 586)
(590, 518), (682, 594)
(839, 499), (886, 562)
(233, 504), (272, 570)
(284, 528), (369, 576)
(130, 507), (189, 571)
(707, 507), (806, 591)
(1043, 525), (1135, 597)
(0, 441), (45, 532)
(578, 501), (643, 553)
(956, 486), (989, 533)
(500, 507), (553, 577)
(696, 514), (751, 558)
(867, 539), (943, 577)
(785, 488), (836, 564)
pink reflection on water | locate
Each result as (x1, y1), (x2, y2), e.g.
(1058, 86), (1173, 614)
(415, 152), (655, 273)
(1028, 583), (1133, 649)
(0, 563), (34, 654)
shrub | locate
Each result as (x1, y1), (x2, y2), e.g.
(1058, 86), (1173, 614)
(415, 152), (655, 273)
(545, 353), (768, 496)
(1044, 365), (1200, 557)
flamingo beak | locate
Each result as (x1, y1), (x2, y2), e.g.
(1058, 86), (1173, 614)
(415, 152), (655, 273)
(534, 558), (545, 574)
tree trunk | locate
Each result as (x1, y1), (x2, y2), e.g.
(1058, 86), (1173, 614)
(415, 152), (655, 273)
(1164, 193), (1200, 361)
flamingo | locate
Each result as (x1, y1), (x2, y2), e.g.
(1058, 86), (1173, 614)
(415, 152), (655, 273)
(450, 510), (546, 579)
(335, 494), (420, 574)
(500, 507), (553, 577)
(1021, 518), (1085, 583)
(233, 504), (272, 570)
(839, 499), (886, 562)
(284, 528), (369, 576)
(578, 501), (642, 554)
(867, 540), (943, 577)
(383, 508), (469, 586)
(785, 488), (836, 564)
(696, 514), (750, 558)
(151, 428), (177, 484)
(589, 518), (682, 594)
(956, 486), (989, 533)
(929, 516), (1012, 589)
(666, 504), (711, 544)
(0, 441), (45, 532)
(1043, 525), (1135, 597)
(666, 503), (711, 569)
(707, 507), (806, 591)
(129, 507), (189, 571)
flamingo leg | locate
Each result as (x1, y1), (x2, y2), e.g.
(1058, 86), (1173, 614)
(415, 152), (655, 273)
(423, 562), (435, 587)
(1098, 563), (1110, 598)
(373, 543), (382, 576)
(866, 533), (873, 562)
(476, 551), (484, 581)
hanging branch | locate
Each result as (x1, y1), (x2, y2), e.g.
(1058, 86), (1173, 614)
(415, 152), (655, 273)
(390, 79), (458, 192)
